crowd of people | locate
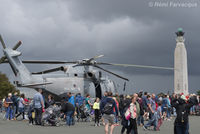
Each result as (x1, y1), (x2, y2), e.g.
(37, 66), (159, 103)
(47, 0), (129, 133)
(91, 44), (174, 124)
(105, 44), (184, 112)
(0, 89), (200, 134)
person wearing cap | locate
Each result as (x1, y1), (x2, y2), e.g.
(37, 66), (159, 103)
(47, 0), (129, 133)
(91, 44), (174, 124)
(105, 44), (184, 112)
(172, 94), (198, 134)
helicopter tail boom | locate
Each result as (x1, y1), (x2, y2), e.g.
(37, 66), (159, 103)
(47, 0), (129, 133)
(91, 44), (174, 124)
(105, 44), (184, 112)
(0, 35), (34, 84)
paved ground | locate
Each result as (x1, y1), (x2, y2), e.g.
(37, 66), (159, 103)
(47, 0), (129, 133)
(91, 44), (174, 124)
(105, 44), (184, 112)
(0, 114), (199, 134)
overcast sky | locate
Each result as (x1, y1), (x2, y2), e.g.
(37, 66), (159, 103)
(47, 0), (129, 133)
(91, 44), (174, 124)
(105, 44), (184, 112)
(0, 0), (200, 94)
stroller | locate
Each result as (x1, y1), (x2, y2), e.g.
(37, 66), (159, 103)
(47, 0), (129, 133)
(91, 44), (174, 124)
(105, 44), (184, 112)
(41, 105), (61, 126)
(77, 105), (91, 122)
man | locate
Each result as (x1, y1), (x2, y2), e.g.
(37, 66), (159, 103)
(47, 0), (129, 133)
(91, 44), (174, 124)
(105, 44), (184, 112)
(61, 98), (75, 126)
(33, 88), (44, 125)
(11, 92), (19, 120)
(101, 91), (108, 103)
(100, 92), (118, 134)
(137, 93), (144, 127)
(142, 92), (148, 120)
(143, 94), (158, 131)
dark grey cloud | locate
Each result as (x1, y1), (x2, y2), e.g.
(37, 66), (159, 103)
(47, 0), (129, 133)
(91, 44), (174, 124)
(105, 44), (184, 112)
(0, 0), (200, 93)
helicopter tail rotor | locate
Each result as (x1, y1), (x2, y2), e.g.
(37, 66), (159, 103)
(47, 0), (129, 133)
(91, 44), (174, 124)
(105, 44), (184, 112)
(0, 35), (22, 64)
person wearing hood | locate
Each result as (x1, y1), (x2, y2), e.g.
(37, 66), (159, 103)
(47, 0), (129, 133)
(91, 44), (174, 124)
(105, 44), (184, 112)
(172, 94), (198, 134)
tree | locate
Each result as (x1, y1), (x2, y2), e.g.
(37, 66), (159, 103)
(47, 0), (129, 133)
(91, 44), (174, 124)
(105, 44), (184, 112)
(197, 90), (200, 96)
(0, 72), (18, 99)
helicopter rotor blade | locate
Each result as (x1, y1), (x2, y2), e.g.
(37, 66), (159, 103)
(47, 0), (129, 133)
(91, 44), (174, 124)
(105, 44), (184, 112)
(0, 35), (6, 49)
(32, 66), (64, 74)
(12, 41), (22, 50)
(93, 65), (129, 81)
(72, 64), (83, 68)
(20, 60), (78, 64)
(96, 62), (174, 70)
(88, 55), (104, 62)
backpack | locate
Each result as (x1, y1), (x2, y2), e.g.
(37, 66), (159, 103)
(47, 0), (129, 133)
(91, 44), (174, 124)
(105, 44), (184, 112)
(103, 100), (113, 115)
(3, 101), (9, 108)
(125, 107), (131, 120)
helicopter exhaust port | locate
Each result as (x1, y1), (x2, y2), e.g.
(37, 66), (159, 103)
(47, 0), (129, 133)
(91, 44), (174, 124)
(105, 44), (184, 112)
(87, 72), (94, 78)
(60, 66), (68, 72)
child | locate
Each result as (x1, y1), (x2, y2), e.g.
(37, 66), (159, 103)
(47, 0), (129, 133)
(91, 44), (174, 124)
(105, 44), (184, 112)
(28, 102), (34, 125)
(156, 102), (163, 131)
(93, 97), (100, 126)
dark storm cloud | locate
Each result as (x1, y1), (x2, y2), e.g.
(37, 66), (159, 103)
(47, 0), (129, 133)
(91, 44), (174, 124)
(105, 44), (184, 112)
(0, 0), (200, 92)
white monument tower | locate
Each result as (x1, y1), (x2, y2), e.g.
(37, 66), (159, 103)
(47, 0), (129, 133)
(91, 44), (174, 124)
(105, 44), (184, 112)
(174, 28), (189, 95)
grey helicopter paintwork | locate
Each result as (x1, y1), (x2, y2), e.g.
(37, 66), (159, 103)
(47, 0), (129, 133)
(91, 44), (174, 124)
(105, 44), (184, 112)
(0, 35), (174, 100)
(0, 36), (118, 100)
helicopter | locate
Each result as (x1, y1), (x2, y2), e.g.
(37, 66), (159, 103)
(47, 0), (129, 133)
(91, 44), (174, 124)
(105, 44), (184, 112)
(0, 35), (174, 100)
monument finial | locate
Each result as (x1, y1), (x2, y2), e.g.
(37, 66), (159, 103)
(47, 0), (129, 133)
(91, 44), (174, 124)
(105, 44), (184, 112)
(176, 28), (184, 36)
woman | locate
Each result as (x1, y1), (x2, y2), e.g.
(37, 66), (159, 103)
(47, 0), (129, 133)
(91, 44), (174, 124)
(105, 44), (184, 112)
(16, 94), (26, 120)
(126, 94), (140, 134)
(5, 93), (13, 120)
(93, 97), (100, 126)
(113, 97), (119, 124)
(85, 94), (92, 111)
(45, 94), (55, 108)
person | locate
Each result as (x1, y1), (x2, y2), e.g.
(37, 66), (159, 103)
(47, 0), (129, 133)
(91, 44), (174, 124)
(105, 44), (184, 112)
(16, 94), (26, 120)
(5, 93), (14, 120)
(28, 102), (34, 125)
(11, 92), (19, 120)
(126, 94), (140, 134)
(137, 93), (144, 127)
(119, 94), (125, 117)
(85, 94), (92, 112)
(33, 88), (44, 125)
(100, 92), (118, 134)
(143, 94), (158, 131)
(166, 95), (171, 120)
(113, 97), (119, 124)
(93, 97), (100, 126)
(162, 94), (171, 120)
(67, 92), (75, 107)
(121, 95), (132, 134)
(142, 92), (148, 120)
(156, 101), (163, 131)
(171, 93), (177, 116)
(172, 94), (198, 134)
(45, 94), (55, 108)
(75, 93), (84, 119)
(61, 98), (75, 126)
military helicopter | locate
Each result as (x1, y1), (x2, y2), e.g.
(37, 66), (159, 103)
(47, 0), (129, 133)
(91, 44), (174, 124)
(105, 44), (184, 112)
(0, 35), (174, 100)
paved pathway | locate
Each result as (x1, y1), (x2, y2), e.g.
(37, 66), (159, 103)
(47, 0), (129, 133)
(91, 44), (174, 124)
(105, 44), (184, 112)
(0, 114), (199, 134)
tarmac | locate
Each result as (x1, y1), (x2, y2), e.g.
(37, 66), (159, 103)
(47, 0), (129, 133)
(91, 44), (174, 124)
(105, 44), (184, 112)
(0, 114), (199, 134)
